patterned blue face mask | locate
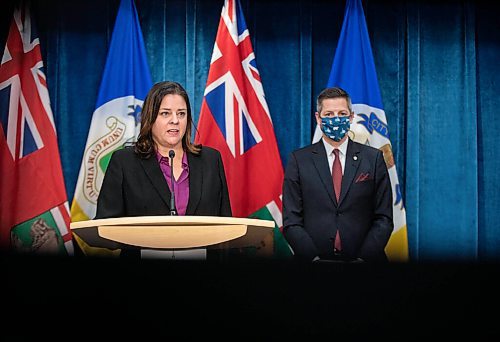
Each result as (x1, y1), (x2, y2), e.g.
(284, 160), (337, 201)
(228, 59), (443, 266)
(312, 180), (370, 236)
(320, 116), (351, 142)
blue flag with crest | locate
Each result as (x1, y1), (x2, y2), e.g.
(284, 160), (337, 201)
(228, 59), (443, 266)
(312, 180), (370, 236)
(71, 0), (152, 226)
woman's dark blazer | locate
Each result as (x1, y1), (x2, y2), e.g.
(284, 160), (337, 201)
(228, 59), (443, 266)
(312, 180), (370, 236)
(95, 145), (232, 219)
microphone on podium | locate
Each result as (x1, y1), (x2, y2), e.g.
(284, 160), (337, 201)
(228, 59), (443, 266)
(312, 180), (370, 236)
(169, 150), (178, 216)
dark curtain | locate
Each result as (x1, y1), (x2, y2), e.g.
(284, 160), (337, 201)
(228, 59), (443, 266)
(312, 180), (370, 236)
(1, 0), (499, 262)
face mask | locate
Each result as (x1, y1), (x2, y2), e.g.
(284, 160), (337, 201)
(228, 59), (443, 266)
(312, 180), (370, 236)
(320, 116), (351, 142)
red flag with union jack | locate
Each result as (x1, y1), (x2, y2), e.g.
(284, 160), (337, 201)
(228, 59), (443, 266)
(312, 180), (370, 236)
(0, 4), (73, 255)
(195, 0), (290, 256)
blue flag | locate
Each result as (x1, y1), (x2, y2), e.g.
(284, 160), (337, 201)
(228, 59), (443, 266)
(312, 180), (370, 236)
(313, 0), (408, 261)
(71, 0), (152, 224)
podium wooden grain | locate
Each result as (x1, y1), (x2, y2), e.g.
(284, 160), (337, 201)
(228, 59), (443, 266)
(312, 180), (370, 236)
(70, 216), (275, 258)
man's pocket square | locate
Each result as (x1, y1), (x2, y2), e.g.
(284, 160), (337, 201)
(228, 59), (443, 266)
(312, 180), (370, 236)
(355, 173), (371, 183)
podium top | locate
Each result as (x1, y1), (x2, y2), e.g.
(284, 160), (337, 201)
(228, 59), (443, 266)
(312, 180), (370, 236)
(70, 216), (276, 250)
(70, 215), (275, 229)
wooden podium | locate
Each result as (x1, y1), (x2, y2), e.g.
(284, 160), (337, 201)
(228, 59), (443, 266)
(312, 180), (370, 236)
(70, 216), (276, 259)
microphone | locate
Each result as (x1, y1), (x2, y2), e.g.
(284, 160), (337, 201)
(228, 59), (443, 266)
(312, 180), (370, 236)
(168, 150), (178, 216)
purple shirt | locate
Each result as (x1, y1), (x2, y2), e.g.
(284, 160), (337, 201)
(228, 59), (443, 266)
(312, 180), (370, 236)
(156, 151), (190, 215)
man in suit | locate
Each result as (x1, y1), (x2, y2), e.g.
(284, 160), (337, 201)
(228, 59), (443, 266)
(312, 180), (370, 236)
(282, 87), (393, 262)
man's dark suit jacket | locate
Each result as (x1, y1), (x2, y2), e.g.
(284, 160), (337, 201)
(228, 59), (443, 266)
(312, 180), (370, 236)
(95, 146), (232, 219)
(282, 139), (393, 262)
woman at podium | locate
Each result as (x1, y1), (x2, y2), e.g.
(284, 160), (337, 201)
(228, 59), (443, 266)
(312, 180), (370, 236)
(95, 81), (232, 219)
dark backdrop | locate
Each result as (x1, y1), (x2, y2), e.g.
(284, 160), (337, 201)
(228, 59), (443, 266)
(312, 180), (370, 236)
(1, 0), (499, 262)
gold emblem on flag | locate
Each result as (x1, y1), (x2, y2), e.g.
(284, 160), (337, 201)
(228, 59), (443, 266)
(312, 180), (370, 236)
(83, 117), (127, 203)
(380, 144), (395, 169)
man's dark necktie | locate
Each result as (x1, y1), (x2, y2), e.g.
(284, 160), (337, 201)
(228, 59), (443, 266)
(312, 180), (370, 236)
(332, 148), (342, 253)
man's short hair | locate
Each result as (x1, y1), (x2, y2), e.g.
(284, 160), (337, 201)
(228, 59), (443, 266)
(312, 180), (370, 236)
(317, 87), (353, 113)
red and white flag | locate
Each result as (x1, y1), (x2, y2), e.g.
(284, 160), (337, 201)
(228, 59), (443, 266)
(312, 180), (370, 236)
(195, 0), (290, 256)
(0, 4), (73, 255)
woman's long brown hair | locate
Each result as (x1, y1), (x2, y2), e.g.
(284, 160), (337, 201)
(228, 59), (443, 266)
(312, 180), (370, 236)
(134, 81), (201, 158)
